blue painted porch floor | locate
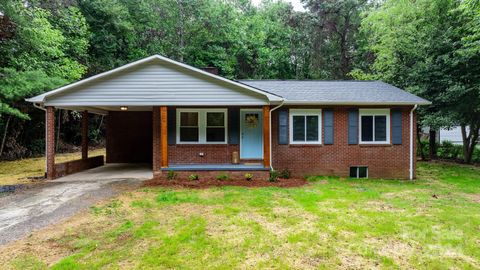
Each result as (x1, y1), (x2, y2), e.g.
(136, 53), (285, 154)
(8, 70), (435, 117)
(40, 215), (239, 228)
(162, 164), (269, 171)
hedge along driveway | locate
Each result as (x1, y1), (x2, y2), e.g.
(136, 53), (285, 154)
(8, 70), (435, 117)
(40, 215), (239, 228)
(1, 161), (479, 269)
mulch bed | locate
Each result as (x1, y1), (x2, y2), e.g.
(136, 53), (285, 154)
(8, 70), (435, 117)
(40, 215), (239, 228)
(143, 178), (308, 188)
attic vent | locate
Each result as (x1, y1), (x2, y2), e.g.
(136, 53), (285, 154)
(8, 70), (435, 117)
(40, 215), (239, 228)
(201, 67), (218, 75)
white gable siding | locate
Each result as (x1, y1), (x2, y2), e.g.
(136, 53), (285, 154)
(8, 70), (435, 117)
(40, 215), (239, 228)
(44, 60), (268, 106)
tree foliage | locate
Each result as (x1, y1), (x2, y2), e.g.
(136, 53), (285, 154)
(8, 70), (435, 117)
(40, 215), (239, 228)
(353, 0), (480, 163)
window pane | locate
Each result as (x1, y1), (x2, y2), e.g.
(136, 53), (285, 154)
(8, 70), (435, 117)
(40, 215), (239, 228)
(361, 116), (373, 141)
(349, 167), (358, 178)
(206, 127), (225, 142)
(358, 167), (368, 178)
(306, 115), (319, 141)
(180, 127), (199, 142)
(180, 112), (198, 126)
(292, 116), (305, 141)
(207, 112), (224, 127)
(374, 116), (387, 142)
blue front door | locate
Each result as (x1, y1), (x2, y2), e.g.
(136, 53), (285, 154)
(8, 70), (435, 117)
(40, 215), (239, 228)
(240, 110), (263, 159)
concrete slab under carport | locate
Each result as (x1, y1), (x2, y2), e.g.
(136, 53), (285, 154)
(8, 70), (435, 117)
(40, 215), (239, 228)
(52, 163), (153, 183)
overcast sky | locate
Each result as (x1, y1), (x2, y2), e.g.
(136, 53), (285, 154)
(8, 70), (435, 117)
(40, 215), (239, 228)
(251, 0), (307, 12)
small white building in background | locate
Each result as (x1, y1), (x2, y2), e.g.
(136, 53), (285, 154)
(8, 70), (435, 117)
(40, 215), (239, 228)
(439, 126), (467, 145)
(422, 126), (467, 145)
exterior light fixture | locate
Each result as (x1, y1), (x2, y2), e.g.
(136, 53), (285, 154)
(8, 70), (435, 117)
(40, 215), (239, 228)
(120, 106), (128, 111)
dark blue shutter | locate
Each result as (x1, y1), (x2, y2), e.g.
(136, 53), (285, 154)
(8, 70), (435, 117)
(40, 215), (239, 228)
(348, 109), (359, 144)
(392, 109), (402, 145)
(323, 109), (334, 144)
(278, 109), (289, 145)
(228, 108), (240, 144)
(167, 107), (176, 145)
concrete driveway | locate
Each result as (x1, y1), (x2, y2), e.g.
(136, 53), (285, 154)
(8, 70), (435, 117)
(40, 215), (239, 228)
(0, 164), (152, 245)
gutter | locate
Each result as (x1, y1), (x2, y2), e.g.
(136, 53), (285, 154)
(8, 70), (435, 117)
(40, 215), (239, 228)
(409, 104), (418, 180)
(269, 100), (285, 171)
(33, 103), (46, 111)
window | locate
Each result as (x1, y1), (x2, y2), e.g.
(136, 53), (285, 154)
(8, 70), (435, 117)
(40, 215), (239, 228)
(176, 109), (227, 144)
(350, 166), (368, 178)
(179, 112), (199, 142)
(289, 109), (322, 144)
(359, 109), (390, 144)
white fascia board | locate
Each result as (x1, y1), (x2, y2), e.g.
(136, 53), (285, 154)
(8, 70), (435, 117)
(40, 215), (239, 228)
(26, 55), (282, 104)
(44, 101), (271, 107)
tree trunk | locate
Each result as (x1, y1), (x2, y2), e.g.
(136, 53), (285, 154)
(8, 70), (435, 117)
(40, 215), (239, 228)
(177, 0), (185, 62)
(417, 123), (426, 160)
(0, 115), (11, 157)
(429, 128), (437, 160)
(461, 124), (479, 164)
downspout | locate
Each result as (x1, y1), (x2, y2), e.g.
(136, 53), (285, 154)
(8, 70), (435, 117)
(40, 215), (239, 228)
(269, 100), (285, 171)
(410, 104), (418, 180)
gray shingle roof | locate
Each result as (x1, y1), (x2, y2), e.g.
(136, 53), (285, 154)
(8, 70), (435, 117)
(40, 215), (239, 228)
(238, 80), (430, 105)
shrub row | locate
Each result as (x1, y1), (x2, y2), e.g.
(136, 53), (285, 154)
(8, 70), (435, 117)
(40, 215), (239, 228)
(418, 140), (480, 162)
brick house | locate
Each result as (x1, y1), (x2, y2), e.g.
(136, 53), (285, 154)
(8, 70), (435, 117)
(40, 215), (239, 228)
(27, 55), (430, 180)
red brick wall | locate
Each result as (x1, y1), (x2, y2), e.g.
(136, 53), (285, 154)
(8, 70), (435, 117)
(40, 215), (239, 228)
(106, 111), (153, 163)
(46, 106), (55, 179)
(271, 106), (415, 179)
(54, 156), (104, 178)
(168, 144), (240, 164)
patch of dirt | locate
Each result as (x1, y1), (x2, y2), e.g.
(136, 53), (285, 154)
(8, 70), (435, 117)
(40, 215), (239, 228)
(365, 201), (405, 212)
(464, 193), (480, 203)
(378, 240), (416, 266)
(338, 253), (377, 270)
(143, 178), (308, 188)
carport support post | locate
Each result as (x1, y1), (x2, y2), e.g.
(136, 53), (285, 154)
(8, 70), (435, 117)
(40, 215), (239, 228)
(160, 106), (168, 168)
(81, 110), (88, 160)
(152, 107), (160, 172)
(46, 106), (55, 179)
(263, 105), (270, 168)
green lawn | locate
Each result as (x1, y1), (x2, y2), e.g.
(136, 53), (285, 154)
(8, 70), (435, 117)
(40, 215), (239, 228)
(1, 161), (479, 269)
(0, 149), (106, 185)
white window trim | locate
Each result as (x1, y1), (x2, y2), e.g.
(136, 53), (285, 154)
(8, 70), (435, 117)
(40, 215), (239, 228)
(359, 108), (390, 144)
(289, 109), (322, 144)
(176, 108), (228, 144)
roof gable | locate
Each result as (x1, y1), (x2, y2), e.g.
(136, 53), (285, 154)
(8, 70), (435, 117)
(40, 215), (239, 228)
(27, 55), (282, 106)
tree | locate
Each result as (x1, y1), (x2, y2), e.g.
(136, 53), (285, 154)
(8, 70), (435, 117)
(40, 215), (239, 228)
(302, 0), (368, 79)
(354, 0), (480, 163)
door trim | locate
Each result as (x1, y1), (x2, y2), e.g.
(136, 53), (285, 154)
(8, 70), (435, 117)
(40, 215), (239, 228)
(240, 109), (264, 159)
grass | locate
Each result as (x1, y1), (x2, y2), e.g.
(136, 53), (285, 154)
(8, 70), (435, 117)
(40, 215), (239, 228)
(0, 161), (479, 269)
(0, 148), (106, 185)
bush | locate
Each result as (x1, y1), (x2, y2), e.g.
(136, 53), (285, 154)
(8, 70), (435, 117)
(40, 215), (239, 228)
(188, 174), (199, 181)
(279, 169), (291, 179)
(244, 173), (253, 181)
(167, 170), (176, 180)
(216, 172), (229, 181)
(269, 170), (279, 182)
(437, 141), (462, 160)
